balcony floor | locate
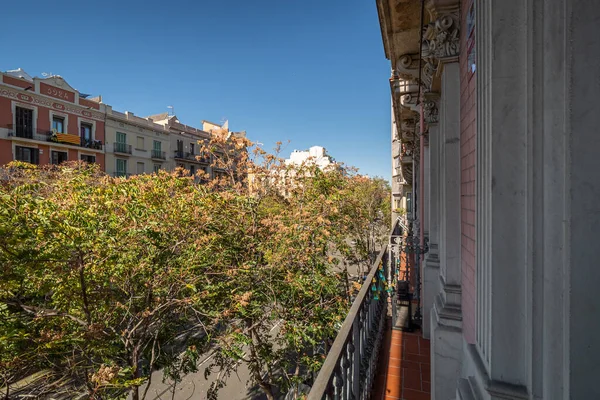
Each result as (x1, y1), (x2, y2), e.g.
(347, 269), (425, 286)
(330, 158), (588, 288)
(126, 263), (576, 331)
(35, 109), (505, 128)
(373, 318), (431, 400)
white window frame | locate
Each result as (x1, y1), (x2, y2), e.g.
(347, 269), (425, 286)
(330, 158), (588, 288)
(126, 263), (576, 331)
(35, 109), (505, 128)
(49, 111), (69, 134)
(78, 117), (96, 141)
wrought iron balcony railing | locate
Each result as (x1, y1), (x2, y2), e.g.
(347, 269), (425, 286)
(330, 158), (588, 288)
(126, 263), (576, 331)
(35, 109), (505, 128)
(151, 149), (166, 160)
(174, 150), (210, 163)
(7, 127), (51, 142)
(307, 238), (391, 400)
(114, 142), (132, 154)
(6, 126), (104, 150)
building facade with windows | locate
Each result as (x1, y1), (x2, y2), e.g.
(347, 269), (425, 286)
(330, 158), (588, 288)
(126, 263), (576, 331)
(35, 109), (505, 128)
(148, 113), (212, 179)
(104, 108), (170, 178)
(0, 69), (106, 168)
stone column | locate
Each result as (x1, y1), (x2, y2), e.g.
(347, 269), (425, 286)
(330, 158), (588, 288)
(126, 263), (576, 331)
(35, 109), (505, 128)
(422, 95), (440, 340)
(431, 60), (463, 400)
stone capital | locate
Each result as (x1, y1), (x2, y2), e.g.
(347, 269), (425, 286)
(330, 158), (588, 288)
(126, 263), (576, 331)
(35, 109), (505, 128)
(424, 92), (440, 125)
(422, 9), (460, 64)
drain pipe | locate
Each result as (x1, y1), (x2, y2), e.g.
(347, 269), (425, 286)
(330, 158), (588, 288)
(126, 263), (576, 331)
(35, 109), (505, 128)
(414, 0), (426, 323)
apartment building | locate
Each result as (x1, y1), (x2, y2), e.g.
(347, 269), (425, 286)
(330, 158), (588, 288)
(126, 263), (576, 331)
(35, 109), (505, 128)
(0, 69), (248, 183)
(0, 69), (106, 168)
(104, 108), (170, 177)
(146, 113), (212, 179)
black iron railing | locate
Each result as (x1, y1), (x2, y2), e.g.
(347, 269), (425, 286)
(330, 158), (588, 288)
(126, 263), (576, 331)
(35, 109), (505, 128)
(114, 142), (132, 154)
(151, 150), (166, 159)
(174, 150), (210, 163)
(307, 233), (393, 400)
(5, 126), (103, 150)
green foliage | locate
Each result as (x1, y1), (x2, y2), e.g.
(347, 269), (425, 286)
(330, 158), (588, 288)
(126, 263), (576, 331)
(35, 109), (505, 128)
(0, 140), (389, 400)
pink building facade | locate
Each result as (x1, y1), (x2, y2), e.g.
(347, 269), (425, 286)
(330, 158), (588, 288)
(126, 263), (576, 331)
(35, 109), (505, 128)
(0, 70), (106, 169)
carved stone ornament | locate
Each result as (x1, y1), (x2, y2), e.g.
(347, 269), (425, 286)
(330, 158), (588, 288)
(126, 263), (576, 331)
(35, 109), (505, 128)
(396, 53), (420, 77)
(423, 99), (439, 124)
(422, 12), (460, 62)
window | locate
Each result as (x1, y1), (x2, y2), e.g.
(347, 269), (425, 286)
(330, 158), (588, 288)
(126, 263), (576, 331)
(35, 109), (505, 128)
(137, 162), (145, 175)
(51, 151), (68, 165)
(81, 154), (96, 163)
(406, 192), (412, 216)
(115, 132), (127, 153)
(52, 116), (64, 133)
(137, 136), (144, 150)
(153, 164), (161, 174)
(116, 159), (127, 177)
(190, 165), (196, 176)
(190, 143), (195, 155)
(81, 123), (92, 142)
(15, 146), (39, 164)
(15, 107), (33, 138)
(152, 140), (163, 159)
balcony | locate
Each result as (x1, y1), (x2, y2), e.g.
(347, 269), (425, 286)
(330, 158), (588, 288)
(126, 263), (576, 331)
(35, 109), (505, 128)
(114, 142), (132, 155)
(7, 127), (51, 142)
(174, 150), (210, 163)
(6, 125), (104, 150)
(151, 149), (166, 160)
(307, 221), (430, 400)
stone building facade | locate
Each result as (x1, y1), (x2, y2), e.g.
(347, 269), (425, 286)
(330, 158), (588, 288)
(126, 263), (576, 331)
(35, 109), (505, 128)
(0, 69), (247, 182)
(0, 69), (106, 169)
(377, 0), (600, 398)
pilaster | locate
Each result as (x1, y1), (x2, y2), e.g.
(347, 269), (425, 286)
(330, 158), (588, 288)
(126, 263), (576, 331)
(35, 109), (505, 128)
(429, 5), (463, 398)
(422, 97), (440, 339)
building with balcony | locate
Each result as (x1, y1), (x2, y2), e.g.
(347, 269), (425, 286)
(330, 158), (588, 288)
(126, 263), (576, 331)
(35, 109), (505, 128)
(147, 113), (212, 179)
(0, 69), (106, 168)
(104, 109), (170, 177)
(308, 0), (600, 399)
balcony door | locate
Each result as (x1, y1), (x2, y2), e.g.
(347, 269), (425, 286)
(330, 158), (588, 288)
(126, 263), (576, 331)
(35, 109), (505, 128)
(116, 158), (127, 177)
(15, 107), (33, 138)
(81, 123), (92, 146)
(153, 140), (162, 158)
(116, 132), (127, 153)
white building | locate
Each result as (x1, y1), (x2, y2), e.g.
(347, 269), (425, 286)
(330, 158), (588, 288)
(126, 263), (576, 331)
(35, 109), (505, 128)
(285, 146), (334, 170)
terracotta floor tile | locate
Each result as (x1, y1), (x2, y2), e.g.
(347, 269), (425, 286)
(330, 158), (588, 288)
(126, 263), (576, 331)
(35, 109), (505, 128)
(389, 345), (403, 359)
(402, 388), (431, 400)
(387, 365), (402, 377)
(403, 368), (422, 391)
(385, 377), (402, 398)
(403, 335), (420, 353)
(388, 356), (403, 369)
(419, 336), (431, 350)
(404, 353), (430, 364)
(400, 360), (420, 371)
(420, 364), (431, 382)
(422, 381), (431, 393)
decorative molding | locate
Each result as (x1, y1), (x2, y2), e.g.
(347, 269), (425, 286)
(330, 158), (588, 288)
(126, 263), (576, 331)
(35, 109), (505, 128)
(424, 93), (440, 124)
(0, 87), (104, 121)
(422, 11), (460, 63)
(396, 53), (420, 77)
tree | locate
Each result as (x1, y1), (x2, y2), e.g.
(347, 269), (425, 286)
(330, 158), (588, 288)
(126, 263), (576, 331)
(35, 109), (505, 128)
(0, 142), (390, 400)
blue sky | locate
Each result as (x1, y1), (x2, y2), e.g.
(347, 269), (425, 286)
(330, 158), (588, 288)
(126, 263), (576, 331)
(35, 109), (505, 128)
(1, 0), (391, 179)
